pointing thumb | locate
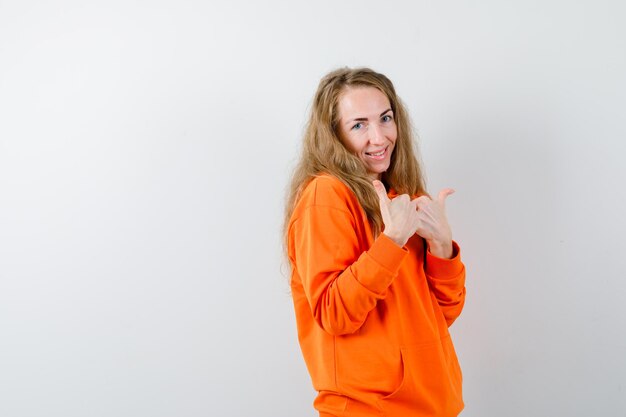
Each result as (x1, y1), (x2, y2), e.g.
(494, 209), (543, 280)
(372, 180), (391, 204)
(437, 188), (455, 205)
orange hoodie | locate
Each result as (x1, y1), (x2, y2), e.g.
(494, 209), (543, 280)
(287, 174), (466, 417)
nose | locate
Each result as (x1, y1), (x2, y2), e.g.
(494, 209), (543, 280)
(368, 123), (385, 145)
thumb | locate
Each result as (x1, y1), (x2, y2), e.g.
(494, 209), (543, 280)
(437, 188), (455, 206)
(372, 180), (391, 205)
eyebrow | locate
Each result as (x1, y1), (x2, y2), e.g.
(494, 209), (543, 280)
(345, 108), (393, 125)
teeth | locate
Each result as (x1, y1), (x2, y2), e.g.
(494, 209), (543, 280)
(369, 149), (385, 156)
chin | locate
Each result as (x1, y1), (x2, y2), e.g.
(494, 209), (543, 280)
(369, 165), (390, 175)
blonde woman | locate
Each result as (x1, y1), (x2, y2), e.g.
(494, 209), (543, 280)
(284, 67), (466, 417)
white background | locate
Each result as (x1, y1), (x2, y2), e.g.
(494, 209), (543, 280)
(1, 1), (625, 416)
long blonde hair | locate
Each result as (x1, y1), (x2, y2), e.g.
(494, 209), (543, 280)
(283, 67), (426, 244)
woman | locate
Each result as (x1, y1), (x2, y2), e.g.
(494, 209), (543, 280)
(284, 67), (466, 417)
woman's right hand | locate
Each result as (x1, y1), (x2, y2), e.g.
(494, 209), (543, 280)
(373, 180), (420, 247)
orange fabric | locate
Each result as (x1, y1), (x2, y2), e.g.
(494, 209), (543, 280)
(287, 175), (466, 417)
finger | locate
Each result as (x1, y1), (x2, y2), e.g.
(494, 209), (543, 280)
(372, 180), (391, 204)
(414, 195), (431, 209)
(396, 194), (410, 203)
(437, 188), (455, 206)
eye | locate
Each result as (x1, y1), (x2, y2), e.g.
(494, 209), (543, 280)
(351, 122), (364, 131)
(382, 114), (393, 122)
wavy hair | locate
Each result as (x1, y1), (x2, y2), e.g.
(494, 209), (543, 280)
(283, 67), (426, 245)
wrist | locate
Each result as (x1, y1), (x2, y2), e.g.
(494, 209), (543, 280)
(427, 239), (453, 259)
(383, 231), (407, 248)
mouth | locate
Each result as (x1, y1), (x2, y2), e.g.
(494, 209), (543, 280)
(365, 146), (388, 160)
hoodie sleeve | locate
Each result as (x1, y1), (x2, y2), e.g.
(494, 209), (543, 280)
(424, 241), (466, 326)
(289, 191), (408, 336)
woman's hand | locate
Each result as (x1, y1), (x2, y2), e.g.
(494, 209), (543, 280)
(373, 180), (420, 247)
(413, 189), (454, 259)
(373, 181), (455, 258)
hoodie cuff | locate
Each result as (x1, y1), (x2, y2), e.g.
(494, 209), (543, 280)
(356, 233), (408, 293)
(425, 241), (464, 280)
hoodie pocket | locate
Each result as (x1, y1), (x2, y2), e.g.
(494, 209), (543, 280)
(376, 337), (463, 416)
(379, 348), (407, 401)
(335, 342), (403, 399)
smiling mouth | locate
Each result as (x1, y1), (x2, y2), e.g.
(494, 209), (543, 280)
(366, 147), (388, 159)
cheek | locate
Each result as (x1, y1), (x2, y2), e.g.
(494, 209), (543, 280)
(391, 129), (398, 144)
(383, 123), (398, 141)
(342, 132), (366, 153)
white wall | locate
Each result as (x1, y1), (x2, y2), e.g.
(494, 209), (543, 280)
(1, 1), (625, 416)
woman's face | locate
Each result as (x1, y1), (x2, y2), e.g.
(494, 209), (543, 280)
(337, 86), (397, 180)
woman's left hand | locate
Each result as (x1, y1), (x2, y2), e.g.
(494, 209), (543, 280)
(414, 189), (455, 259)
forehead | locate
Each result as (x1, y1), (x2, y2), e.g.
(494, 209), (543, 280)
(337, 86), (391, 119)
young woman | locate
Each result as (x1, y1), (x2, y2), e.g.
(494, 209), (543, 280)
(284, 67), (466, 417)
